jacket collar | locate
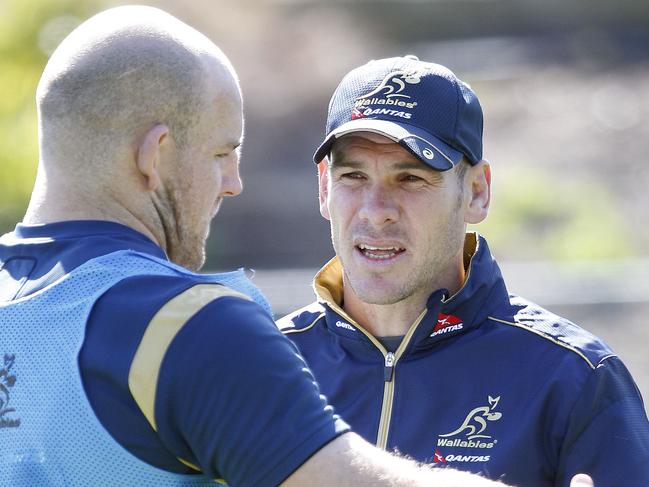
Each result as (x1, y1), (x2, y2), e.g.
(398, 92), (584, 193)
(313, 233), (509, 353)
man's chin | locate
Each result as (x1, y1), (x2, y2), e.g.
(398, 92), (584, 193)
(185, 256), (206, 272)
(348, 279), (412, 306)
(169, 245), (206, 271)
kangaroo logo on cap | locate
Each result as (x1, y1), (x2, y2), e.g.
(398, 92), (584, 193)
(358, 70), (422, 100)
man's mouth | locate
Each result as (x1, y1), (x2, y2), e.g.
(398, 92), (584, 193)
(357, 243), (406, 260)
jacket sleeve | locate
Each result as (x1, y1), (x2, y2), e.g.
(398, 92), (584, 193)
(153, 295), (350, 486)
(556, 356), (649, 486)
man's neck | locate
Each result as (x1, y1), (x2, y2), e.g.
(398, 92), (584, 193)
(340, 255), (467, 338)
(23, 184), (164, 252)
(342, 288), (429, 337)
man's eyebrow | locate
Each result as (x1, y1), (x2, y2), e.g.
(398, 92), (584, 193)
(330, 158), (433, 172)
(391, 161), (433, 171)
(218, 140), (242, 151)
(330, 159), (363, 169)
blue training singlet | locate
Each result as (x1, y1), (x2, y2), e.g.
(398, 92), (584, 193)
(0, 249), (270, 486)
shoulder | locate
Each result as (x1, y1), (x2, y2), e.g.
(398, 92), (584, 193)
(488, 294), (615, 370)
(82, 272), (261, 472)
(276, 301), (327, 334)
(155, 295), (349, 486)
(86, 273), (262, 404)
(96, 271), (251, 319)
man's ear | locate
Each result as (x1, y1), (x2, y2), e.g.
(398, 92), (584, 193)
(464, 160), (491, 224)
(137, 124), (170, 191)
(317, 159), (331, 220)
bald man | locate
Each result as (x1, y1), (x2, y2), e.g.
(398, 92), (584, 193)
(0, 6), (530, 487)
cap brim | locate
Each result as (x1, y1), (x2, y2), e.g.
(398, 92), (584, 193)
(313, 119), (464, 171)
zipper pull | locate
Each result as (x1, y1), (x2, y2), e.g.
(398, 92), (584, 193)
(384, 352), (395, 382)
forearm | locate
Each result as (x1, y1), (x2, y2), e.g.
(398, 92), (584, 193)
(283, 432), (508, 487)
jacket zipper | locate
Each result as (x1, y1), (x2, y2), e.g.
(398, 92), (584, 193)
(374, 309), (427, 450)
(376, 351), (396, 449)
(384, 351), (395, 381)
(323, 299), (428, 450)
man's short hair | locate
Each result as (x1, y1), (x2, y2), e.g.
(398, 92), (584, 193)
(35, 7), (223, 159)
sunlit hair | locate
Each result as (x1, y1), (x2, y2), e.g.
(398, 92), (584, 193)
(35, 6), (236, 164)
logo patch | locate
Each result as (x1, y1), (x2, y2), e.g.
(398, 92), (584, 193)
(356, 107), (413, 120)
(438, 452), (491, 463)
(0, 353), (20, 429)
(358, 70), (422, 101)
(439, 395), (502, 443)
(422, 148), (435, 160)
(432, 396), (502, 465)
(433, 448), (490, 464)
(351, 107), (365, 120)
(430, 313), (463, 338)
(433, 449), (446, 463)
(335, 320), (355, 331)
(351, 69), (423, 121)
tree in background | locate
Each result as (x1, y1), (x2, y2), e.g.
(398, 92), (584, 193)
(0, 0), (98, 232)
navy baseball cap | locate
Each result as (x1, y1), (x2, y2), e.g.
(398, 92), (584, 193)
(314, 56), (483, 171)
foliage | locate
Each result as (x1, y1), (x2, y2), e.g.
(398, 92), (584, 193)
(472, 166), (636, 260)
(0, 0), (99, 232)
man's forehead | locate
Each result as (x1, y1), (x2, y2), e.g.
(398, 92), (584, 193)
(206, 92), (243, 144)
(330, 132), (428, 168)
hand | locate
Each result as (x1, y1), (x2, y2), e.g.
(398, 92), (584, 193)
(570, 474), (593, 487)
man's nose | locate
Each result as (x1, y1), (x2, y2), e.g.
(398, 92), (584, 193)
(220, 154), (243, 197)
(357, 184), (399, 227)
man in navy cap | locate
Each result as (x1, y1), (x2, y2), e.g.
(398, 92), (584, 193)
(278, 56), (648, 486)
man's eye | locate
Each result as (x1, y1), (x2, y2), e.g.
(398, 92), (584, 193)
(402, 174), (423, 182)
(340, 172), (365, 180)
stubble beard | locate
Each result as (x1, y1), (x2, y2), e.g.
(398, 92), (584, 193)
(337, 190), (466, 307)
(171, 230), (207, 271)
(154, 181), (208, 272)
(342, 254), (439, 306)
(342, 230), (464, 306)
(171, 201), (209, 272)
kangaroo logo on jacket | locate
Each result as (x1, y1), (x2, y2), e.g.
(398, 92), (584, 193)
(433, 396), (502, 464)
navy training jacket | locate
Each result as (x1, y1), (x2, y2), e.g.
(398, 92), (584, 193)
(278, 233), (649, 487)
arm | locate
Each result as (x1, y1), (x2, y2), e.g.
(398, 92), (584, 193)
(285, 433), (596, 487)
(284, 432), (508, 487)
(557, 356), (649, 486)
(151, 293), (351, 485)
